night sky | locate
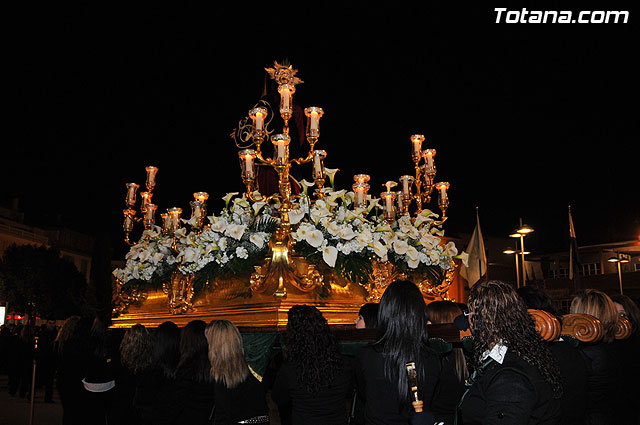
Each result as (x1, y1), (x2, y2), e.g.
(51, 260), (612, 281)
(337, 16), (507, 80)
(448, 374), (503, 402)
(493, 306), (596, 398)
(3, 1), (639, 259)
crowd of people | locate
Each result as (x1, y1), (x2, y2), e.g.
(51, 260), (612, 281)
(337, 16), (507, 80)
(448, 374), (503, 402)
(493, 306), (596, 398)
(1, 280), (639, 425)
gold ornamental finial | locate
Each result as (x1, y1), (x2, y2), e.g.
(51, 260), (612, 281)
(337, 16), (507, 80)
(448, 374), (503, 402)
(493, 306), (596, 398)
(265, 60), (304, 87)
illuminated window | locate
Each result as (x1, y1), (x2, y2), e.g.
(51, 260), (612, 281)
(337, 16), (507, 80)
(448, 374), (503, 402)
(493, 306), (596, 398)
(581, 263), (601, 276)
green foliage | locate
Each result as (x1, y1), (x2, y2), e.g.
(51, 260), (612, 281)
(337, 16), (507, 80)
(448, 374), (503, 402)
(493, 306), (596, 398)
(0, 244), (87, 319)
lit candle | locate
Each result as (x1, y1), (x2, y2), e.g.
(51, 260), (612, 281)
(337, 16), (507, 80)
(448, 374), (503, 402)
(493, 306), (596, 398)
(125, 183), (139, 207)
(423, 149), (436, 173)
(123, 209), (135, 232)
(140, 192), (151, 211)
(144, 204), (157, 228)
(250, 107), (268, 134)
(193, 192), (209, 204)
(399, 175), (414, 197)
(312, 150), (326, 180)
(272, 134), (290, 164)
(411, 134), (424, 158)
(353, 183), (369, 207)
(354, 174), (370, 184)
(436, 182), (450, 202)
(278, 84), (295, 115)
(167, 207), (182, 232)
(145, 166), (159, 190)
(304, 107), (324, 138)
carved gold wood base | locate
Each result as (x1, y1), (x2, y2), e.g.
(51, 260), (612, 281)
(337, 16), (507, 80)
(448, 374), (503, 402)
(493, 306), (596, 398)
(112, 257), (458, 329)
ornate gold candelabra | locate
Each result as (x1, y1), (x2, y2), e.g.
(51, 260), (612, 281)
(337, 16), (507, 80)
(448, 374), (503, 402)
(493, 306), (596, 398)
(234, 62), (330, 297)
(394, 134), (450, 224)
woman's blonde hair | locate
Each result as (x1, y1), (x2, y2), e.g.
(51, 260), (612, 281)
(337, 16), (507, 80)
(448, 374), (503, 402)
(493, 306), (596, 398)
(205, 320), (249, 389)
(570, 289), (618, 343)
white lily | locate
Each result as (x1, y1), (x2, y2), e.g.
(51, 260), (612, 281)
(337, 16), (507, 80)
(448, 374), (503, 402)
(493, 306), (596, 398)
(324, 167), (339, 188)
(306, 229), (325, 248)
(322, 245), (338, 267)
(339, 227), (357, 241)
(406, 246), (421, 268)
(393, 239), (409, 255)
(222, 192), (239, 208)
(372, 240), (388, 262)
(288, 208), (305, 225)
(456, 251), (470, 267)
(250, 233), (266, 249)
(225, 224), (247, 241)
(252, 201), (267, 216)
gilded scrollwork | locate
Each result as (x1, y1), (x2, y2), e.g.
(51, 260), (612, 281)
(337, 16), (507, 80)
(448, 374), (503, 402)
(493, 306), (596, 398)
(162, 272), (195, 314)
(112, 279), (147, 316)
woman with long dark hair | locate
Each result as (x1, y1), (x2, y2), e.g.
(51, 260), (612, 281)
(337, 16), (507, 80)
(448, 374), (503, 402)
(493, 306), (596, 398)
(426, 301), (468, 425)
(460, 280), (562, 424)
(172, 320), (215, 425)
(272, 305), (352, 424)
(355, 280), (441, 425)
(206, 319), (269, 425)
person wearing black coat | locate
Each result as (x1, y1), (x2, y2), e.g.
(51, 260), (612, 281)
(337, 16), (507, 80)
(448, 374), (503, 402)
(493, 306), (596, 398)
(459, 281), (562, 425)
(271, 305), (353, 425)
(354, 280), (440, 425)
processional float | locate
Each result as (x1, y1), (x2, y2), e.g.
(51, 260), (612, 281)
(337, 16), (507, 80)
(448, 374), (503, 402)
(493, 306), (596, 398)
(112, 61), (467, 328)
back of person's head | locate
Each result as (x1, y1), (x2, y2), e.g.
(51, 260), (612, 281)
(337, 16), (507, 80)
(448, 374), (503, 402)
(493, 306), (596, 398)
(517, 286), (558, 317)
(153, 321), (180, 378)
(611, 294), (640, 336)
(205, 320), (248, 389)
(357, 302), (379, 329)
(376, 280), (430, 403)
(120, 324), (153, 374)
(426, 300), (462, 324)
(177, 320), (211, 383)
(55, 315), (90, 355)
(426, 300), (469, 383)
(89, 316), (110, 358)
(285, 305), (342, 394)
(570, 289), (618, 343)
(469, 280), (562, 397)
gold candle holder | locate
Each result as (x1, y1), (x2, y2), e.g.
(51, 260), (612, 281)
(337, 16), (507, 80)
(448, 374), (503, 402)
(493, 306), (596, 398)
(304, 106), (324, 139)
(167, 207), (183, 233)
(145, 166), (159, 191)
(190, 200), (205, 231)
(125, 183), (139, 208)
(249, 107), (268, 138)
(352, 182), (370, 208)
(238, 149), (257, 194)
(272, 134), (290, 166)
(278, 84), (295, 126)
(435, 181), (450, 224)
(143, 204), (158, 230)
(123, 208), (136, 244)
(193, 192), (209, 204)
(140, 191), (152, 212)
(410, 134), (424, 161)
(380, 191), (397, 223)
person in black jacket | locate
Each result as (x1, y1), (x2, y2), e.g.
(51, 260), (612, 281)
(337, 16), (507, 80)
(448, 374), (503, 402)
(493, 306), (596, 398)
(206, 319), (269, 425)
(272, 305), (352, 425)
(117, 323), (154, 425)
(354, 280), (441, 425)
(172, 320), (216, 425)
(517, 285), (588, 425)
(459, 280), (562, 425)
(570, 289), (634, 425)
(426, 301), (469, 425)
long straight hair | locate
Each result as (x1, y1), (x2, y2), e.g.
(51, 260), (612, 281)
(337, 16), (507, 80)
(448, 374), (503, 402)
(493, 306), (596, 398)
(426, 300), (469, 383)
(374, 280), (430, 403)
(205, 320), (249, 389)
(177, 320), (212, 383)
(570, 289), (618, 343)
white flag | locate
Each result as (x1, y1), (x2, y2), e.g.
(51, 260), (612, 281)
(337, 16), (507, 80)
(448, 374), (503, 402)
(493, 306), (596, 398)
(460, 208), (487, 287)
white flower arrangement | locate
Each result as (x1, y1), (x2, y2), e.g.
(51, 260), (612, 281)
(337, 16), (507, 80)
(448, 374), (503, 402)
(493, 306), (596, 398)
(112, 228), (178, 284)
(290, 190), (466, 277)
(113, 188), (467, 292)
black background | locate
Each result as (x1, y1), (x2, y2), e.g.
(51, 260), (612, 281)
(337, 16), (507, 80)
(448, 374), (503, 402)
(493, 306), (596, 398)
(3, 1), (638, 259)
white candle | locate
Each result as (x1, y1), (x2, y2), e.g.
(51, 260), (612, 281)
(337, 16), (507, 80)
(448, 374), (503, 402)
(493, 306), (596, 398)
(255, 111), (264, 131)
(438, 185), (448, 201)
(385, 195), (394, 213)
(245, 155), (254, 178)
(280, 88), (291, 114)
(355, 189), (365, 205)
(310, 111), (319, 131)
(402, 179), (410, 195)
(125, 183), (139, 206)
(277, 141), (286, 161)
(313, 154), (322, 179)
(425, 152), (434, 172)
(145, 166), (158, 189)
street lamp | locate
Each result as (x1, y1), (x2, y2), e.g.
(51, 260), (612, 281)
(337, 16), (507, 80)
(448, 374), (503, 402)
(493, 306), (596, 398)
(503, 247), (531, 288)
(509, 220), (534, 286)
(608, 253), (630, 295)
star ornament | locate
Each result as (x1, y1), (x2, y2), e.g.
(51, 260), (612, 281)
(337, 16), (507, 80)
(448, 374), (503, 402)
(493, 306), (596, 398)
(265, 60), (304, 87)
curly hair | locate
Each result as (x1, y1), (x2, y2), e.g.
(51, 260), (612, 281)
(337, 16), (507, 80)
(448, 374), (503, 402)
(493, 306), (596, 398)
(469, 280), (562, 398)
(571, 289), (618, 343)
(120, 324), (153, 374)
(284, 305), (343, 395)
